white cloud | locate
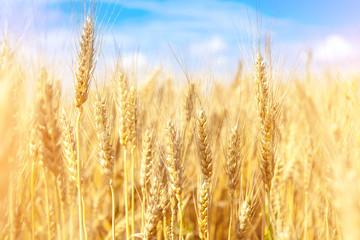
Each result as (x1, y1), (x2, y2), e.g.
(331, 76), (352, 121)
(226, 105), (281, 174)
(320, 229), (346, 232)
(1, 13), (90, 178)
(189, 36), (227, 57)
(122, 52), (148, 72)
(313, 35), (354, 62)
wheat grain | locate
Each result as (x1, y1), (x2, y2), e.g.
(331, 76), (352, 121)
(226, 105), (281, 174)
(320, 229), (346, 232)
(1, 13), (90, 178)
(197, 109), (213, 181)
(184, 83), (195, 123)
(127, 86), (137, 150)
(255, 52), (275, 193)
(198, 181), (210, 240)
(117, 72), (129, 147)
(94, 94), (114, 179)
(140, 129), (154, 199)
(144, 175), (163, 240)
(225, 124), (241, 197)
(60, 113), (77, 183)
(236, 199), (254, 240)
(36, 69), (62, 176)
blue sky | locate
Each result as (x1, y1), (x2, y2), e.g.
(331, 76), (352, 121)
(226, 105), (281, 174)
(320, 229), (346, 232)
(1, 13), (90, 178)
(1, 0), (360, 82)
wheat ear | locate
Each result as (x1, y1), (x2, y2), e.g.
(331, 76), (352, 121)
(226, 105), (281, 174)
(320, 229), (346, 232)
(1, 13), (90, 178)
(74, 16), (95, 109)
(144, 175), (163, 240)
(94, 94), (114, 179)
(197, 109), (213, 181)
(236, 199), (254, 240)
(60, 112), (77, 183)
(36, 69), (62, 176)
(198, 181), (210, 240)
(140, 129), (154, 231)
(184, 83), (195, 124)
(182, 83), (196, 167)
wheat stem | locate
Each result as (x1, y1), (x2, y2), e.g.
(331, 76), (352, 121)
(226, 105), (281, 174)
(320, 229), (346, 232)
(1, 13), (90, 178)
(228, 198), (233, 240)
(55, 181), (65, 240)
(76, 109), (83, 240)
(43, 167), (51, 240)
(304, 190), (308, 240)
(53, 182), (61, 240)
(31, 160), (35, 240)
(110, 180), (115, 240)
(69, 206), (73, 240)
(163, 215), (167, 239)
(181, 122), (189, 166)
(131, 147), (135, 239)
(9, 161), (15, 240)
(124, 147), (130, 239)
(142, 193), (145, 233)
(171, 210), (176, 240)
(266, 191), (272, 238)
(179, 202), (183, 240)
(81, 196), (88, 240)
(326, 197), (329, 240)
(60, 200), (66, 240)
(261, 188), (265, 240)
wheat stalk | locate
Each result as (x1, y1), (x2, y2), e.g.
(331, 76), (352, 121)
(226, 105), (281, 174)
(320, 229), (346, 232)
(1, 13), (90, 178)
(34, 69), (63, 239)
(127, 86), (137, 238)
(56, 166), (67, 240)
(303, 137), (313, 240)
(196, 109), (213, 240)
(165, 120), (183, 240)
(116, 71), (130, 239)
(60, 113), (78, 240)
(94, 93), (115, 239)
(73, 14), (96, 240)
(29, 126), (38, 240)
(225, 125), (241, 240)
(255, 51), (278, 240)
(255, 52), (275, 194)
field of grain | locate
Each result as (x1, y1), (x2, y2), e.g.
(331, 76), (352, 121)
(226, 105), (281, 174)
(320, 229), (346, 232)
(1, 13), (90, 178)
(0, 4), (360, 240)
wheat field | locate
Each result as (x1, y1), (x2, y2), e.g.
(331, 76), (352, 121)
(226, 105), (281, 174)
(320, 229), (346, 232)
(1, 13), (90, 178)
(0, 4), (360, 240)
